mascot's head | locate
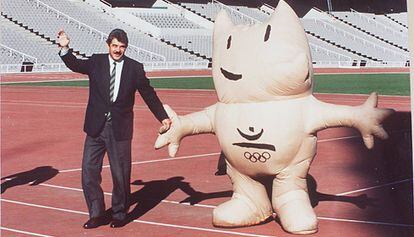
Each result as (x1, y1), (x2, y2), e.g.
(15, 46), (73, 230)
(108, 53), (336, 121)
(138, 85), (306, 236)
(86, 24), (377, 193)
(212, 0), (313, 103)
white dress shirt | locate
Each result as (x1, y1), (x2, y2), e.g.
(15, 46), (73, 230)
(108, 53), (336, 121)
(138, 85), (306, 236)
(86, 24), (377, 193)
(60, 48), (124, 102)
(109, 56), (124, 102)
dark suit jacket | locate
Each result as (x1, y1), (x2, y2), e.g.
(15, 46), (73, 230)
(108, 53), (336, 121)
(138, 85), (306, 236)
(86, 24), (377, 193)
(61, 50), (168, 141)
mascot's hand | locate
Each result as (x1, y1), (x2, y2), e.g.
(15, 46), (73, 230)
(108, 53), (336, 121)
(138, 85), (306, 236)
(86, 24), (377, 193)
(155, 105), (184, 157)
(355, 92), (395, 149)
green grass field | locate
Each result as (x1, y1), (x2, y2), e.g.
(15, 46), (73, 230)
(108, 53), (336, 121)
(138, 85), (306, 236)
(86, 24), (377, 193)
(2, 73), (410, 96)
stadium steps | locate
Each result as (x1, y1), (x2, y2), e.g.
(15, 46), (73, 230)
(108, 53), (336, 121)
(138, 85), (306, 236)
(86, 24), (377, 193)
(329, 14), (408, 52)
(176, 2), (214, 22)
(1, 13), (88, 59)
(141, 32), (207, 62)
(384, 14), (408, 29)
(305, 30), (379, 62)
(159, 38), (211, 62)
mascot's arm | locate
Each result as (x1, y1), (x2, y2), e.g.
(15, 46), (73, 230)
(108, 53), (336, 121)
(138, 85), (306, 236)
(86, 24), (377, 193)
(154, 104), (217, 157)
(306, 92), (394, 149)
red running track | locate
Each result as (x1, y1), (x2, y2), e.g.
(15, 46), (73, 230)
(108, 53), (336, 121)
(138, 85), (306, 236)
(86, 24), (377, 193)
(1, 86), (413, 237)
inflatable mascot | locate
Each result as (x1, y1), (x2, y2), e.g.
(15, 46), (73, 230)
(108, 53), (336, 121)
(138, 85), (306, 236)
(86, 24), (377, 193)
(155, 0), (394, 234)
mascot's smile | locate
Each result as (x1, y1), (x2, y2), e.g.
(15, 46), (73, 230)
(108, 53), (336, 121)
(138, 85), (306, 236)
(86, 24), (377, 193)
(220, 67), (242, 81)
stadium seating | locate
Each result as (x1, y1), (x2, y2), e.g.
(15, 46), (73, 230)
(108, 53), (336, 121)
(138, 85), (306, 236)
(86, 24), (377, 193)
(180, 2), (258, 25)
(387, 12), (408, 27)
(227, 5), (270, 22)
(0, 16), (62, 64)
(1, 0), (207, 63)
(162, 35), (212, 58)
(131, 12), (202, 29)
(330, 11), (408, 50)
(301, 18), (409, 62)
(0, 45), (30, 65)
(0, 0), (410, 73)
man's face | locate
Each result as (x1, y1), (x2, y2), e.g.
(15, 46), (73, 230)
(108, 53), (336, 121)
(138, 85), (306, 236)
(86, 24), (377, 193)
(108, 38), (126, 61)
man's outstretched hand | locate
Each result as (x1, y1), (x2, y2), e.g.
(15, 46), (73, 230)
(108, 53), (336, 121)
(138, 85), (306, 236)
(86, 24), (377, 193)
(159, 118), (172, 134)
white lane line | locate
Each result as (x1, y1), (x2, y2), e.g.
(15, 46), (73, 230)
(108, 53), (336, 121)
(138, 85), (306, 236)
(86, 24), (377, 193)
(318, 216), (414, 228)
(33, 178), (414, 212)
(3, 191), (413, 231)
(58, 152), (220, 173)
(318, 135), (360, 142)
(314, 92), (410, 98)
(1, 100), (85, 105)
(130, 152), (220, 165)
(3, 178), (412, 228)
(2, 98), (410, 108)
(131, 219), (273, 237)
(335, 178), (412, 196)
(62, 151), (220, 172)
(0, 199), (272, 237)
(0, 76), (212, 84)
(15, 175), (412, 211)
(317, 129), (410, 143)
(0, 79), (87, 84)
(0, 227), (55, 237)
(29, 181), (218, 209)
(1, 100), (205, 112)
(58, 127), (409, 174)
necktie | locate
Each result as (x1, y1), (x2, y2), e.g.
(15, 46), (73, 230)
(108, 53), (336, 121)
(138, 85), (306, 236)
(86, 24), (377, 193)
(109, 62), (116, 103)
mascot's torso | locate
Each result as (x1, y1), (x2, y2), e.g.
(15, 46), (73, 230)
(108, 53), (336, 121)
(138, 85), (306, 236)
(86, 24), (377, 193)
(215, 98), (316, 177)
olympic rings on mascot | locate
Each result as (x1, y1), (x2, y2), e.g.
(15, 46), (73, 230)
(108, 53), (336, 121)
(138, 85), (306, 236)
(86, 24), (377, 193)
(244, 151), (271, 163)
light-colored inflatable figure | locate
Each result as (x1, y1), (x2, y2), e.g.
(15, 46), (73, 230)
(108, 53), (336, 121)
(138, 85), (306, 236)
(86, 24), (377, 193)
(155, 0), (394, 234)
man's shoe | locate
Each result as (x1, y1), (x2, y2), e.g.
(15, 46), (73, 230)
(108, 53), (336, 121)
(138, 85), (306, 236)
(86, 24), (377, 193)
(110, 218), (128, 228)
(83, 216), (110, 229)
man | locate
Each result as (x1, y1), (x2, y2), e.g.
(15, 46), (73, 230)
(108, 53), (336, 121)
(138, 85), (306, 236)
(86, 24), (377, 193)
(215, 152), (227, 176)
(57, 29), (171, 229)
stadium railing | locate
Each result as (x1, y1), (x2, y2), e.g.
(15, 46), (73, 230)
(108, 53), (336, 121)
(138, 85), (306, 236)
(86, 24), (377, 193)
(0, 60), (210, 74)
(313, 60), (409, 68)
(0, 44), (38, 64)
(1, 60), (408, 74)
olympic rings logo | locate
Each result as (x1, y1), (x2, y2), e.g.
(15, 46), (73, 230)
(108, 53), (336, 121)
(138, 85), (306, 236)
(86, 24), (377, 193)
(244, 151), (271, 163)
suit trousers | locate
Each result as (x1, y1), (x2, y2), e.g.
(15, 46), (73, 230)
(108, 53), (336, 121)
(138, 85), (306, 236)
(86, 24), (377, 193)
(82, 120), (131, 220)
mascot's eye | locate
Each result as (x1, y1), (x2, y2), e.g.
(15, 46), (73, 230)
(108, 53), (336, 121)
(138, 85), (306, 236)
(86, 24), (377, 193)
(227, 36), (232, 49)
(264, 25), (271, 42)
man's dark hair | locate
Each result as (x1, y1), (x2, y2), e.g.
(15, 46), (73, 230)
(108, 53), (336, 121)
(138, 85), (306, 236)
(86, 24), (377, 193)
(106, 29), (128, 47)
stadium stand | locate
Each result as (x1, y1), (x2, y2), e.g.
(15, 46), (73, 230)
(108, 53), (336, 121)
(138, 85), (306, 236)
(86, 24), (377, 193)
(330, 10), (408, 50)
(1, 0), (209, 72)
(0, 44), (36, 65)
(162, 34), (212, 59)
(230, 5), (270, 22)
(179, 1), (258, 25)
(301, 8), (409, 65)
(131, 12), (202, 29)
(386, 12), (408, 28)
(1, 16), (63, 64)
(0, 0), (409, 73)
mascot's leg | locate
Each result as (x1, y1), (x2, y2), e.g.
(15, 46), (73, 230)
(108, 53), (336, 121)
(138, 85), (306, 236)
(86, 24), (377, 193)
(213, 162), (272, 227)
(272, 159), (318, 234)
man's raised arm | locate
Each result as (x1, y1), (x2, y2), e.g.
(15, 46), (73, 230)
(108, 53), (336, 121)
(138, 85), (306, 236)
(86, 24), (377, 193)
(57, 29), (90, 74)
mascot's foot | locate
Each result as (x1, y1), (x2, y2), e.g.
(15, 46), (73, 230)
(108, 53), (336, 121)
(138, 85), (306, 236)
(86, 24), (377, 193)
(275, 190), (318, 234)
(213, 193), (272, 227)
